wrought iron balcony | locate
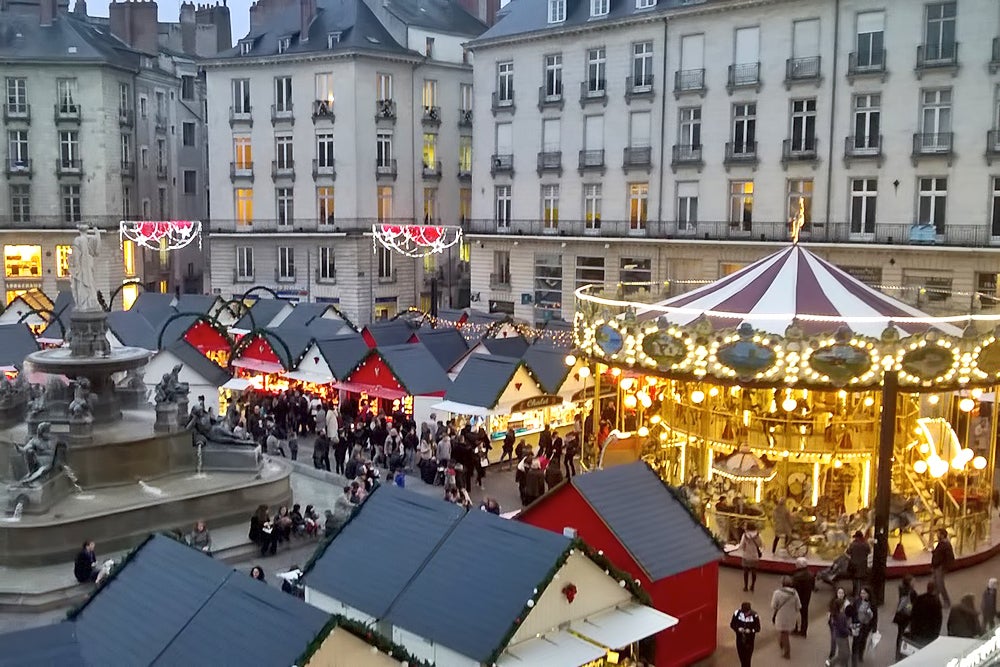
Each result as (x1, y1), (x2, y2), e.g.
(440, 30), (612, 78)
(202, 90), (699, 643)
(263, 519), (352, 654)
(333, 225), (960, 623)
(458, 162), (472, 180)
(674, 69), (705, 95)
(118, 107), (133, 127)
(376, 158), (397, 179)
(154, 113), (167, 132)
(312, 99), (335, 123)
(229, 161), (254, 181)
(375, 98), (396, 121)
(536, 151), (562, 175)
(781, 138), (819, 164)
(54, 103), (81, 123)
(785, 56), (821, 85)
(312, 158), (336, 180)
(537, 85), (564, 110)
(625, 75), (654, 102)
(671, 144), (703, 168)
(3, 103), (29, 123)
(156, 163), (168, 179)
(56, 159), (82, 176)
(5, 158), (31, 177)
(271, 160), (295, 181)
(727, 63), (760, 92)
(458, 108), (473, 127)
(229, 105), (252, 127)
(491, 153), (513, 176)
(623, 146), (652, 171)
(844, 135), (882, 163)
(422, 160), (442, 180)
(917, 42), (959, 71)
(848, 51), (886, 80)
(911, 132), (954, 160)
(579, 81), (607, 106)
(422, 106), (441, 125)
(120, 160), (135, 177)
(271, 104), (294, 125)
(315, 268), (337, 284)
(491, 91), (514, 114)
(578, 150), (605, 173)
(724, 142), (758, 166)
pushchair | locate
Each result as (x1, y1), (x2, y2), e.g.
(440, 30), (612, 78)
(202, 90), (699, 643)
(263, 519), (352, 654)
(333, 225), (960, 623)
(818, 553), (850, 587)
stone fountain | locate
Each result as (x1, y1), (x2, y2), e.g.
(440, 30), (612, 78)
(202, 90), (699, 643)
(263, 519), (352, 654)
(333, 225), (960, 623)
(0, 226), (292, 566)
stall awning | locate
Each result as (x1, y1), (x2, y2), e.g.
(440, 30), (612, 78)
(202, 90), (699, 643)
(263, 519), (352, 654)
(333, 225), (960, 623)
(334, 381), (408, 401)
(222, 377), (254, 391)
(497, 631), (605, 667)
(570, 603), (678, 649)
(284, 369), (334, 385)
(894, 636), (981, 666)
(431, 400), (491, 417)
(231, 358), (285, 374)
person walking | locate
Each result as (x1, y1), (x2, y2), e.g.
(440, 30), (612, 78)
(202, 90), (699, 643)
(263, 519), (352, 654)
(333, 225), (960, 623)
(909, 581), (943, 642)
(770, 577), (802, 660)
(730, 601), (761, 667)
(500, 426), (516, 469)
(828, 597), (852, 667)
(931, 528), (955, 607)
(846, 531), (871, 597)
(893, 575), (918, 661)
(738, 523), (763, 592)
(948, 594), (983, 638)
(564, 431), (579, 478)
(849, 586), (877, 665)
(983, 578), (998, 630)
(772, 498), (793, 553)
(791, 557), (816, 637)
(827, 588), (848, 663)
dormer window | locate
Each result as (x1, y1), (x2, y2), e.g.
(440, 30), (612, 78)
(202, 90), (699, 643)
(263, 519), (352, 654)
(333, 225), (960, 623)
(327, 32), (341, 49)
(239, 40), (252, 55)
(277, 37), (291, 54)
(591, 0), (609, 17)
(636, 0), (656, 8)
(548, 0), (565, 23)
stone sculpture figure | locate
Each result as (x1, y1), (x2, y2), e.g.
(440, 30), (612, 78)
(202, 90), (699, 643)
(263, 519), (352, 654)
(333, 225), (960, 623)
(13, 422), (65, 487)
(68, 377), (93, 422)
(69, 225), (102, 311)
(0, 376), (12, 404)
(167, 364), (189, 400)
(26, 384), (46, 419)
(187, 404), (256, 447)
(154, 373), (174, 405)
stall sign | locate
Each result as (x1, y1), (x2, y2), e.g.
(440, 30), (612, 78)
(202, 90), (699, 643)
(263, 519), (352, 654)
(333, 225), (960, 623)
(511, 394), (563, 412)
(947, 626), (1000, 667)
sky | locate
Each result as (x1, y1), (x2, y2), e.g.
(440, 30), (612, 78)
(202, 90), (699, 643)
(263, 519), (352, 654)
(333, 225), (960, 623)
(87, 0), (252, 44)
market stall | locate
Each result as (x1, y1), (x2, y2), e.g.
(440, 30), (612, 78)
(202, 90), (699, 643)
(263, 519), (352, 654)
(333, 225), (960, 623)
(144, 340), (230, 415)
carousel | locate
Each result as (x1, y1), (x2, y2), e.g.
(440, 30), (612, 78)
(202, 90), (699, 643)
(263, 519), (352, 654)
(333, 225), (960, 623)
(572, 241), (1000, 582)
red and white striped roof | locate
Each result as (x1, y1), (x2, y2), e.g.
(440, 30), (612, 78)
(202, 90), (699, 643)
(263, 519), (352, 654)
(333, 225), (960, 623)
(641, 245), (960, 337)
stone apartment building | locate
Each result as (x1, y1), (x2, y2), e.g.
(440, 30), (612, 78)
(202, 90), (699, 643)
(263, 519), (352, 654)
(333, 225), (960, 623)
(0, 0), (229, 309)
(467, 0), (1000, 324)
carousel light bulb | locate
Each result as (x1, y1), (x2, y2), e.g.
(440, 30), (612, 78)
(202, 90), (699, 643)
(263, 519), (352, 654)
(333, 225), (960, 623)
(951, 456), (965, 471)
(565, 354), (577, 366)
(782, 397), (797, 412)
(623, 394), (638, 409)
(636, 391), (649, 403)
(961, 448), (975, 463)
(611, 367), (621, 376)
(659, 431), (668, 441)
(960, 398), (976, 413)
(931, 459), (950, 478)
(708, 386), (720, 398)
(928, 394), (940, 405)
(691, 390), (705, 404)
(863, 396), (875, 408)
(640, 395), (652, 409)
(637, 426), (650, 437)
(578, 366), (591, 378)
(650, 414), (661, 424)
(833, 458), (843, 469)
(972, 388), (984, 399)
(837, 390), (847, 399)
(919, 443), (930, 455)
(620, 378), (635, 391)
(973, 456), (988, 470)
(913, 460), (928, 474)
(730, 386), (741, 396)
(646, 376), (657, 385)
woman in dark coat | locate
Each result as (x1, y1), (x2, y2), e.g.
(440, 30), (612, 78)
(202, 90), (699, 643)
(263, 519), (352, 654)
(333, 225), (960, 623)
(893, 575), (918, 660)
(248, 505), (277, 557)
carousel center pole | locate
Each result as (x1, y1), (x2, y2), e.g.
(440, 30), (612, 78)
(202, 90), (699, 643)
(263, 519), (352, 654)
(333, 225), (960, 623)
(871, 368), (898, 607)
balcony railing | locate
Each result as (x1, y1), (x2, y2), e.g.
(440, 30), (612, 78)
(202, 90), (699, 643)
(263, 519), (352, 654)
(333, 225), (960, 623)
(624, 146), (652, 170)
(537, 151), (562, 174)
(271, 104), (294, 125)
(422, 160), (442, 180)
(229, 105), (252, 126)
(580, 81), (607, 106)
(0, 215), (120, 230)
(727, 63), (760, 92)
(121, 160), (135, 176)
(625, 75), (654, 101)
(376, 158), (397, 179)
(987, 130), (1000, 163)
(312, 158), (336, 180)
(375, 99), (396, 121)
(312, 100), (335, 123)
(271, 160), (295, 180)
(538, 85), (564, 110)
(3, 103), (29, 123)
(781, 138), (819, 163)
(912, 132), (954, 158)
(724, 141), (758, 166)
(785, 56), (821, 84)
(674, 69), (705, 95)
(458, 108), (473, 127)
(491, 153), (513, 176)
(491, 91), (514, 114)
(5, 158), (32, 177)
(118, 107), (133, 127)
(422, 106), (441, 125)
(917, 42), (959, 70)
(156, 163), (168, 179)
(209, 217), (417, 233)
(54, 103), (81, 122)
(844, 135), (882, 161)
(671, 144), (703, 168)
(233, 269), (255, 283)
(154, 113), (167, 132)
(992, 37), (1000, 73)
(578, 150), (605, 172)
(56, 159), (82, 175)
(230, 161), (254, 180)
(458, 162), (472, 180)
(848, 51), (887, 79)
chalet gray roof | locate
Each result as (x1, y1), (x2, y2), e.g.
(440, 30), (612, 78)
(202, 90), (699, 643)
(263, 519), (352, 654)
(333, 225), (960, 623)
(234, 298), (289, 330)
(106, 310), (158, 351)
(165, 339), (231, 387)
(316, 333), (370, 379)
(444, 354), (522, 408)
(0, 12), (141, 66)
(0, 622), (87, 667)
(40, 291), (75, 339)
(521, 342), (571, 394)
(363, 320), (415, 347)
(375, 343), (452, 394)
(481, 335), (529, 358)
(415, 327), (468, 370)
(0, 323), (40, 368)
(174, 294), (220, 315)
(277, 302), (330, 328)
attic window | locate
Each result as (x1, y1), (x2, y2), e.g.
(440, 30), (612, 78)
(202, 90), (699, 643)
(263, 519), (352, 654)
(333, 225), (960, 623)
(327, 32), (341, 48)
(636, 0), (656, 7)
(239, 40), (252, 55)
(366, 36), (380, 44)
(277, 37), (291, 54)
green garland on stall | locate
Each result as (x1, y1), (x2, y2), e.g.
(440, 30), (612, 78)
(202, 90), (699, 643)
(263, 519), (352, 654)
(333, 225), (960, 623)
(295, 614), (433, 667)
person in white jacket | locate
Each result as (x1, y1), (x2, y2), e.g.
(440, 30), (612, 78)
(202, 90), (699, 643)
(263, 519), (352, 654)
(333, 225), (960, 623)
(325, 405), (340, 444)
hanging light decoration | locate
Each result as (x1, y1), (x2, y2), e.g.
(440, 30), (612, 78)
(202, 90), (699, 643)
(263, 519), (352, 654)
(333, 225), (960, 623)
(565, 354), (577, 366)
(959, 397), (976, 413)
(973, 456), (988, 470)
(913, 460), (928, 474)
(782, 397), (798, 412)
(691, 389), (705, 404)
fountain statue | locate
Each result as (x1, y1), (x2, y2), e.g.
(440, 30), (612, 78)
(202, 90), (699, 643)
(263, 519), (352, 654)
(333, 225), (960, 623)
(69, 225), (102, 313)
(187, 404), (257, 448)
(67, 377), (93, 423)
(11, 423), (66, 487)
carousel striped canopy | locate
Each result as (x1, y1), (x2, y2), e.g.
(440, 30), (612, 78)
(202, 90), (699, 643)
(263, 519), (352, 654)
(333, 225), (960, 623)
(639, 245), (960, 337)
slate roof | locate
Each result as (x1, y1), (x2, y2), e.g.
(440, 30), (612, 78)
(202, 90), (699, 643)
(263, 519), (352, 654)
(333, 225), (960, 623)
(40, 291), (75, 339)
(306, 316), (349, 339)
(474, 0), (678, 44)
(0, 622), (87, 667)
(374, 343), (452, 395)
(130, 292), (175, 318)
(444, 354), (522, 408)
(234, 298), (290, 330)
(266, 324), (320, 367)
(165, 339), (231, 386)
(481, 335), (529, 358)
(305, 487), (467, 617)
(106, 310), (158, 350)
(156, 312), (200, 349)
(0, 11), (141, 67)
(316, 333), (370, 379)
(415, 327), (468, 370)
(71, 535), (329, 666)
(174, 294), (220, 315)
(522, 342), (572, 394)
(0, 323), (40, 368)
(363, 320), (416, 347)
(382, 0), (486, 35)
(571, 462), (722, 580)
(278, 302), (326, 328)
(387, 509), (569, 661)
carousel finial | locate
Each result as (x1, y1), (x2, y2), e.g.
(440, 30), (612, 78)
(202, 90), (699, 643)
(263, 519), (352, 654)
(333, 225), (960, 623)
(790, 197), (806, 244)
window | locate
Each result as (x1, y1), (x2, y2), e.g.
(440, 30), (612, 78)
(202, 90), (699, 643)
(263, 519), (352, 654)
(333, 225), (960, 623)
(534, 255), (563, 324)
(542, 118), (561, 152)
(732, 103), (756, 154)
(327, 32), (341, 48)
(8, 129), (28, 167)
(158, 186), (167, 218)
(729, 180), (754, 231)
(377, 245), (393, 279)
(319, 247), (336, 280)
(630, 111), (651, 148)
(584, 115), (603, 152)
(422, 133), (437, 168)
(315, 73), (334, 109)
(317, 186), (335, 225)
(276, 187), (294, 226)
(180, 75), (195, 100)
(855, 11), (885, 69)
(978, 272), (999, 307)
(636, 0), (656, 8)
(58, 130), (79, 166)
(182, 122), (195, 146)
(790, 99), (817, 152)
(377, 186), (393, 221)
(183, 170), (196, 195)
(460, 84), (473, 112)
(493, 250), (511, 285)
(677, 182), (698, 231)
(232, 79), (250, 113)
(920, 89), (952, 149)
(56, 78), (78, 112)
(422, 80), (437, 110)
(423, 187), (438, 222)
(591, 0), (608, 17)
(274, 76), (292, 112)
(278, 246), (295, 279)
(497, 62), (514, 103)
(918, 177), (947, 233)
(621, 258), (652, 296)
(733, 26), (760, 74)
(424, 36), (434, 58)
(376, 72), (393, 101)
(460, 187), (472, 223)
(586, 48), (607, 94)
(628, 183), (648, 230)
(239, 40), (252, 55)
(61, 185), (81, 223)
(495, 185), (512, 228)
(787, 179), (813, 228)
(10, 185), (29, 223)
(236, 246), (254, 279)
(275, 136), (293, 169)
(584, 184), (602, 229)
(4, 245), (41, 278)
(992, 177), (1000, 237)
(118, 81), (130, 111)
(55, 245), (71, 278)
(142, 199), (151, 218)
(139, 96), (148, 118)
(6, 77), (27, 113)
(316, 132), (335, 167)
(850, 178), (877, 235)
(277, 37), (291, 54)
(156, 138), (166, 170)
(924, 2), (957, 61)
(376, 132), (393, 167)
(576, 256), (605, 289)
(548, 0), (565, 23)
(542, 185), (559, 229)
(459, 136), (472, 173)
(904, 270), (952, 303)
(853, 94), (880, 150)
(632, 42), (653, 88)
(679, 107), (701, 149)
(233, 137), (252, 169)
(543, 54), (563, 99)
(235, 188), (253, 226)
(140, 146), (149, 169)
(122, 185), (131, 218)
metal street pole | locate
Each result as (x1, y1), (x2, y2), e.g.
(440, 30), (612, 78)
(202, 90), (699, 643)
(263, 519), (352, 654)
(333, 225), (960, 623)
(871, 369), (898, 606)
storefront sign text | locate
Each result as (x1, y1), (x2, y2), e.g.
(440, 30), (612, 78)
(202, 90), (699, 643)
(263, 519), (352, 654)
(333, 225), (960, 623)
(511, 395), (563, 413)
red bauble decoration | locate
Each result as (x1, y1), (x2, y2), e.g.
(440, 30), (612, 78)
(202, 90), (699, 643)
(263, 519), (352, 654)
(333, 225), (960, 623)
(562, 583), (578, 603)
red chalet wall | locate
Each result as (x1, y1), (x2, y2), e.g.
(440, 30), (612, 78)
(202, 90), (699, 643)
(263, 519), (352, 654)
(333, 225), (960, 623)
(346, 355), (406, 394)
(520, 487), (718, 667)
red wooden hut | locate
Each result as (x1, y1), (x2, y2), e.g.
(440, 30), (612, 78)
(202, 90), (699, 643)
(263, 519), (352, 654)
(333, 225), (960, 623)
(518, 461), (722, 667)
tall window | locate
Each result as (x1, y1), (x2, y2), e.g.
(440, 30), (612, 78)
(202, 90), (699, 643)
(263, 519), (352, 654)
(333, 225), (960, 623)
(542, 118), (561, 153)
(180, 170), (196, 195)
(790, 99), (816, 151)
(8, 130), (28, 166)
(586, 48), (607, 94)
(850, 178), (877, 235)
(317, 186), (335, 224)
(56, 79), (78, 112)
(233, 137), (252, 169)
(377, 245), (393, 279)
(732, 103), (756, 154)
(628, 183), (648, 230)
(729, 181), (754, 231)
(924, 2), (957, 61)
(275, 136), (293, 168)
(182, 122), (195, 146)
(376, 132), (393, 167)
(236, 247), (254, 279)
(232, 79), (250, 113)
(543, 54), (563, 99)
(853, 94), (880, 150)
(319, 246), (336, 281)
(632, 42), (653, 88)
(61, 185), (81, 223)
(576, 257), (605, 289)
(677, 182), (698, 231)
(679, 107), (701, 149)
(787, 179), (813, 228)
(591, 0), (608, 17)
(460, 84), (473, 111)
(56, 245), (71, 278)
(495, 185), (512, 228)
(621, 258), (652, 297)
(10, 185), (29, 223)
(377, 186), (393, 221)
(497, 62), (514, 103)
(548, 0), (565, 23)
(119, 81), (131, 110)
(421, 80), (437, 110)
(422, 133), (437, 168)
(6, 78), (27, 113)
(278, 247), (295, 280)
(541, 185), (559, 229)
(316, 132), (335, 167)
(58, 130), (79, 166)
(855, 11), (885, 68)
(276, 188), (294, 226)
(493, 250), (511, 285)
(459, 136), (472, 173)
(274, 76), (292, 112)
(584, 184), (602, 229)
(235, 188), (253, 226)
(920, 89), (952, 150)
(122, 185), (131, 217)
(992, 177), (1000, 237)
(918, 177), (947, 233)
(315, 73), (334, 108)
(376, 73), (393, 101)
(534, 255), (563, 324)
(423, 187), (437, 222)
(156, 138), (166, 170)
(180, 75), (194, 100)
(630, 111), (651, 148)
(460, 187), (472, 223)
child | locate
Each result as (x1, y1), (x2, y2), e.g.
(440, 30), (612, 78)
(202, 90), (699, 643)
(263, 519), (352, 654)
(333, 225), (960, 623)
(984, 578), (998, 630)
(444, 464), (457, 491)
(393, 467), (406, 488)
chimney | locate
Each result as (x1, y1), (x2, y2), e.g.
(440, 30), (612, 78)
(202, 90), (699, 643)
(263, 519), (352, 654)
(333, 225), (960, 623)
(39, 0), (56, 26)
(73, 0), (87, 16)
(299, 0), (315, 42)
(109, 0), (160, 55)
